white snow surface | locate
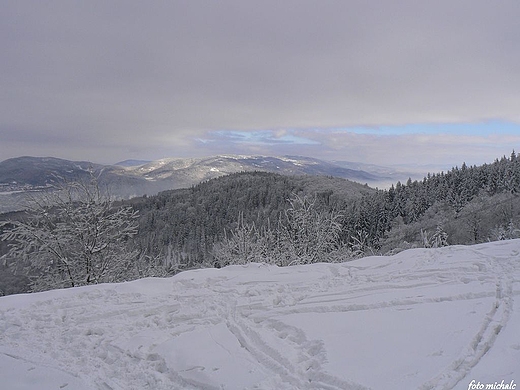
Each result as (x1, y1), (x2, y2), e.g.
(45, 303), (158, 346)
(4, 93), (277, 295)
(1, 240), (519, 390)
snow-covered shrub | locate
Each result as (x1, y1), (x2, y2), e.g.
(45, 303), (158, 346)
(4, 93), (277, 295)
(278, 194), (343, 266)
(421, 224), (449, 248)
(214, 194), (345, 267)
(213, 213), (264, 267)
(491, 220), (520, 241)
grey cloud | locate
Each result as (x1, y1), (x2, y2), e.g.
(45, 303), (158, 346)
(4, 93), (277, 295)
(1, 1), (519, 164)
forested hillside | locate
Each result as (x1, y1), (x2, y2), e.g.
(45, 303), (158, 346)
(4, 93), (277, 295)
(374, 152), (520, 252)
(130, 172), (373, 267)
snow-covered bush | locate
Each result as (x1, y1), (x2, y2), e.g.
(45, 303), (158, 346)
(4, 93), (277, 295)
(213, 213), (265, 267)
(214, 194), (344, 267)
(491, 220), (520, 241)
(278, 194), (343, 265)
(421, 224), (449, 248)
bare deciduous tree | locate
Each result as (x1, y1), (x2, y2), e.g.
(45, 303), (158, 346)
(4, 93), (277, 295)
(1, 176), (141, 291)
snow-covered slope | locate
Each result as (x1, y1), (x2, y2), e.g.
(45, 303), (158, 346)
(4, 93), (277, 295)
(1, 240), (519, 390)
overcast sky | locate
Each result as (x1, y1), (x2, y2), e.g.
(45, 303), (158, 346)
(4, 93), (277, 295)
(1, 1), (519, 169)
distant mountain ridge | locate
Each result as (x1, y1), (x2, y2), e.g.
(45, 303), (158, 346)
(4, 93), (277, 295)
(0, 154), (414, 212)
(0, 156), (102, 187)
(125, 155), (382, 184)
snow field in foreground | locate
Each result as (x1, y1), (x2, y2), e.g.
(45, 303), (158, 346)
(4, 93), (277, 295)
(0, 239), (519, 389)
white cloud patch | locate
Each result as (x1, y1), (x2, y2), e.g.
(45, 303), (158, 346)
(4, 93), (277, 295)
(203, 130), (321, 146)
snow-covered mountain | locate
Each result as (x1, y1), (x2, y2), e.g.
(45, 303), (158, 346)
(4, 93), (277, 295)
(0, 155), (412, 212)
(1, 239), (518, 389)
(121, 154), (384, 184)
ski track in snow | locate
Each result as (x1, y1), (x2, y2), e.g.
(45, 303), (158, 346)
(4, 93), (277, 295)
(1, 240), (519, 389)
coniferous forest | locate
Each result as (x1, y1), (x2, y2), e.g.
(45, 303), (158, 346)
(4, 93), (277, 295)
(1, 152), (520, 295)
